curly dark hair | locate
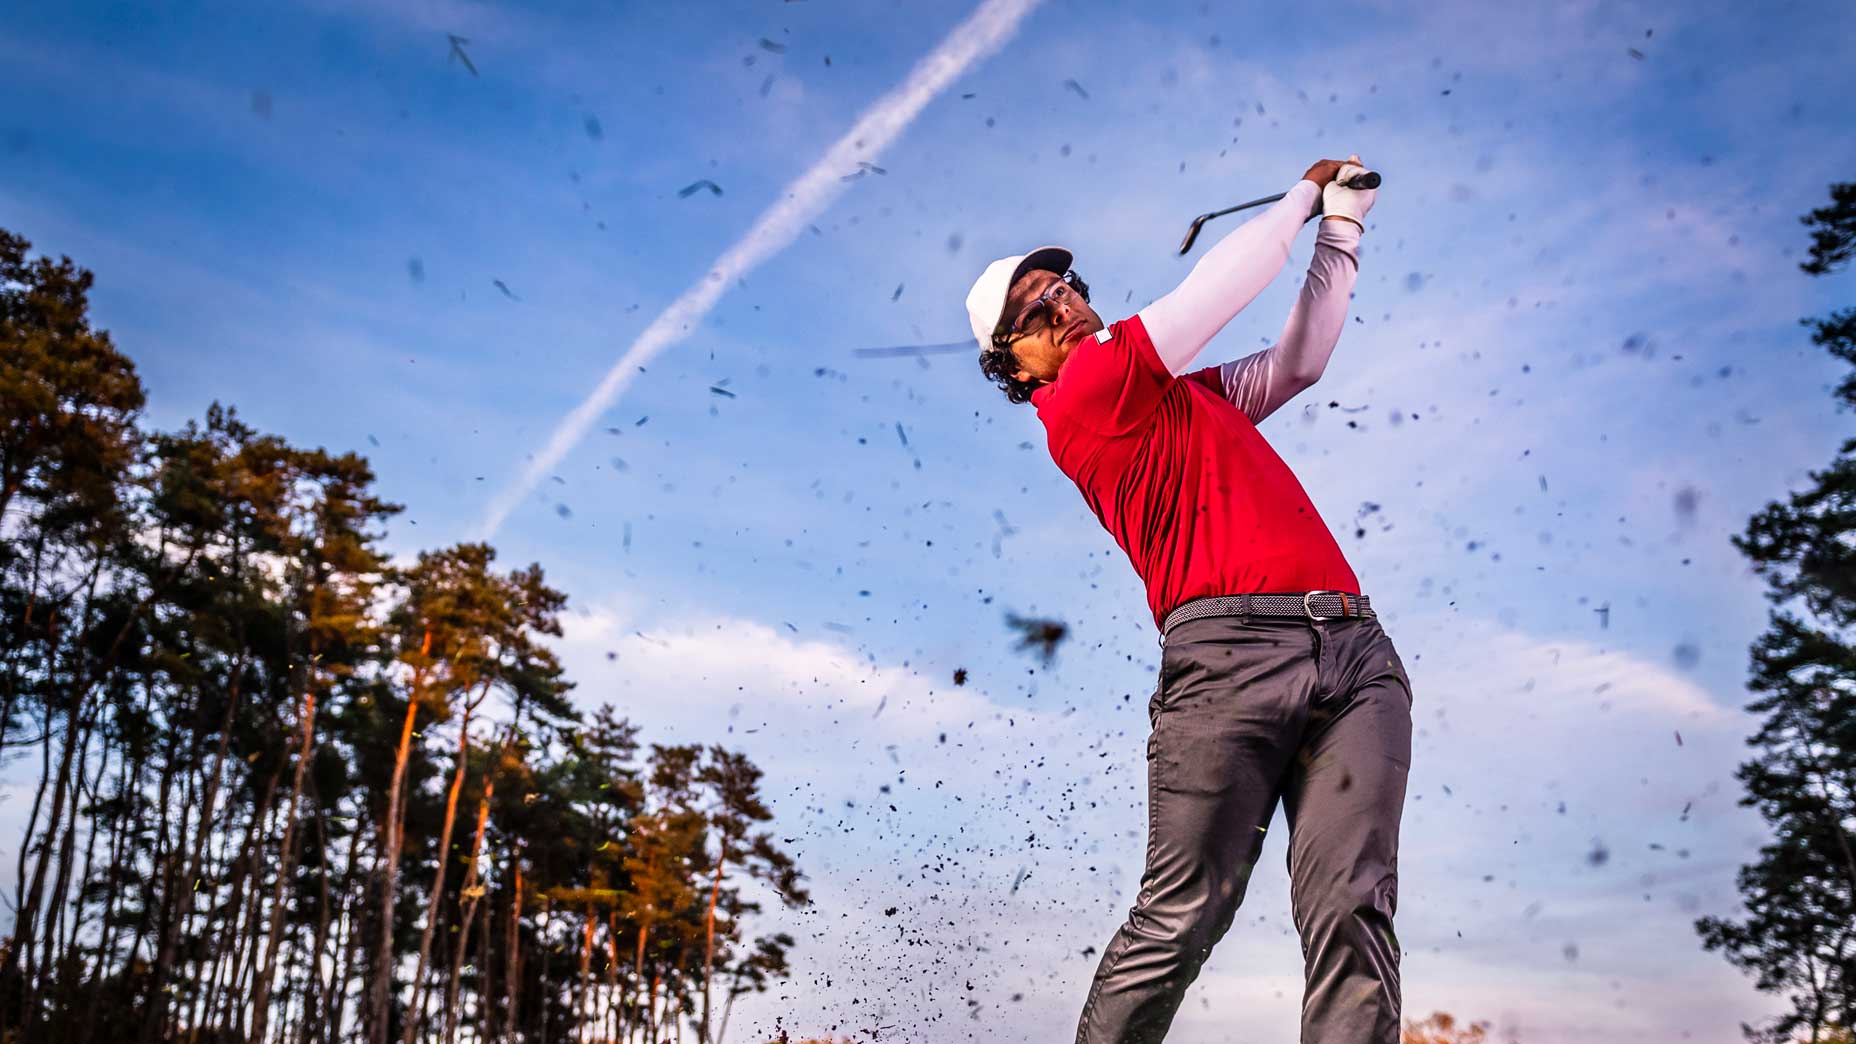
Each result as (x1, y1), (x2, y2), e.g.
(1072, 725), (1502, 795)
(978, 269), (1091, 405)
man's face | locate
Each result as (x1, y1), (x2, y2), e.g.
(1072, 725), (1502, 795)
(999, 269), (1104, 386)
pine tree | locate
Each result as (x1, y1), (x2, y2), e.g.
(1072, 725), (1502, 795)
(1697, 179), (1856, 1044)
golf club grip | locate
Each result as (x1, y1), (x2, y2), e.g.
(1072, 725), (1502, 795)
(1346, 171), (1381, 190)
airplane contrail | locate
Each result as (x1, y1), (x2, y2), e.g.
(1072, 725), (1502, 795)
(479, 0), (1046, 538)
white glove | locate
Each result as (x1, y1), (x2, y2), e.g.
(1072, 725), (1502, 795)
(1318, 154), (1376, 232)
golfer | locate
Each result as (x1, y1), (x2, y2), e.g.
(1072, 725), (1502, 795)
(965, 156), (1411, 1044)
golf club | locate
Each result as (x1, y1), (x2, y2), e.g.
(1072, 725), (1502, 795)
(1177, 169), (1382, 255)
(873, 169), (1383, 361)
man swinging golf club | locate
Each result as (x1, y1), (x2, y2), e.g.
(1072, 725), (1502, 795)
(966, 156), (1412, 1044)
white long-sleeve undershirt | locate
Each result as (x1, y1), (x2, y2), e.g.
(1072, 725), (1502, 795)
(1136, 179), (1362, 423)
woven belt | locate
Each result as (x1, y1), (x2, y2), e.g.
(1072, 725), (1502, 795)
(1160, 591), (1373, 645)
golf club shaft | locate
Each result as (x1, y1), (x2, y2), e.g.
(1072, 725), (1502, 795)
(1178, 170), (1382, 254)
(1215, 171), (1381, 220)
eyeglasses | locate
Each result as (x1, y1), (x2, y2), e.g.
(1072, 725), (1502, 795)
(1000, 273), (1081, 342)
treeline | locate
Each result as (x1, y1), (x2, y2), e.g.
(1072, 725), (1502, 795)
(0, 227), (809, 1044)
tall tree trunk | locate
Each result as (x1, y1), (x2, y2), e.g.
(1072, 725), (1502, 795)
(68, 738), (115, 964)
(42, 714), (97, 1024)
(53, 726), (111, 1029)
(701, 841), (726, 1044)
(1, 694), (55, 1033)
(168, 648), (253, 1021)
(503, 866), (523, 1044)
(186, 776), (248, 1044)
(714, 966), (744, 1044)
(15, 677), (87, 1024)
(3, 564), (85, 1015)
(574, 913), (594, 1044)
(538, 900), (551, 1044)
(477, 893), (493, 1044)
(371, 634), (431, 1044)
(9, 696), (54, 958)
(137, 713), (192, 1044)
(200, 772), (276, 1038)
(603, 911), (621, 1044)
(75, 742), (142, 1044)
(302, 781), (335, 1044)
(402, 699), (476, 1044)
(329, 819), (375, 1044)
(444, 764), (496, 1044)
(646, 968), (660, 1044)
(252, 689), (319, 1042)
(632, 924), (649, 1044)
(230, 787), (287, 1039)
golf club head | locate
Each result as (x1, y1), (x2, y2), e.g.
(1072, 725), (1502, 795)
(1178, 215), (1212, 255)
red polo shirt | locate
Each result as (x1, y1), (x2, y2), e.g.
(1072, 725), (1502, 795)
(1030, 313), (1360, 630)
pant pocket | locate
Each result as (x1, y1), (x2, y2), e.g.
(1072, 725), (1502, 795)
(1381, 639), (1413, 709)
(1148, 643), (1185, 728)
(1373, 616), (1410, 705)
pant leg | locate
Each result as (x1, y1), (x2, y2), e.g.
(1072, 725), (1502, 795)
(1076, 616), (1317, 1044)
(1281, 617), (1413, 1044)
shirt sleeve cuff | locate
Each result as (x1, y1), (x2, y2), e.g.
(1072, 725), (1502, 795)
(1292, 179), (1322, 216)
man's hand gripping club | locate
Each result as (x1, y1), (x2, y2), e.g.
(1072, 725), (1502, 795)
(1302, 154), (1378, 232)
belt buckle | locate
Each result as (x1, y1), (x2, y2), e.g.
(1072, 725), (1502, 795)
(1302, 590), (1340, 621)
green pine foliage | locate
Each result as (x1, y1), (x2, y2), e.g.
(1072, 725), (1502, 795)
(1696, 181), (1856, 1044)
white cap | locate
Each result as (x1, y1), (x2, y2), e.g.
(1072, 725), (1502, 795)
(965, 245), (1073, 353)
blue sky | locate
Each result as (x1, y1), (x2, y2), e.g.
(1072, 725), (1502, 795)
(4, 0), (1854, 1040)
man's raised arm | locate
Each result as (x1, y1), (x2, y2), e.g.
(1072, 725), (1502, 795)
(1215, 217), (1362, 424)
(1137, 178), (1321, 376)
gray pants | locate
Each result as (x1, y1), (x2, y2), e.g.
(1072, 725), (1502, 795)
(1075, 611), (1414, 1044)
